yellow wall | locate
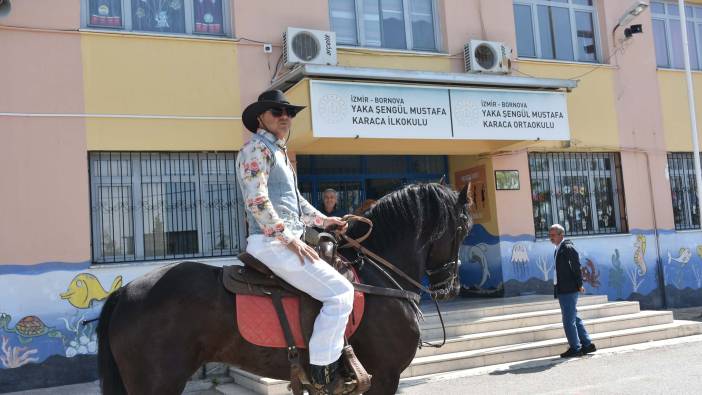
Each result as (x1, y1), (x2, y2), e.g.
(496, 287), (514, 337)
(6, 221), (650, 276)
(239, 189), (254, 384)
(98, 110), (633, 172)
(659, 69), (702, 151)
(515, 60), (620, 150)
(81, 32), (242, 151)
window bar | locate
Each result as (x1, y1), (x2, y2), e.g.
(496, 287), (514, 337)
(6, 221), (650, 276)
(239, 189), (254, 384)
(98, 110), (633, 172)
(158, 153), (165, 260)
(215, 155), (224, 255)
(207, 155), (215, 255)
(197, 154), (206, 256)
(118, 152), (125, 261)
(96, 154), (103, 262)
(139, 152), (146, 261)
(190, 155), (198, 256)
(224, 156), (232, 255)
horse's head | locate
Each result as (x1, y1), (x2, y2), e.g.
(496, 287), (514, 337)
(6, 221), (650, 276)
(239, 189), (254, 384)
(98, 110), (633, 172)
(350, 183), (472, 301)
(424, 184), (472, 301)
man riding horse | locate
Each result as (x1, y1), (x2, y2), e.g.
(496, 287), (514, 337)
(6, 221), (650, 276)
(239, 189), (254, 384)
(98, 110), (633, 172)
(236, 89), (358, 393)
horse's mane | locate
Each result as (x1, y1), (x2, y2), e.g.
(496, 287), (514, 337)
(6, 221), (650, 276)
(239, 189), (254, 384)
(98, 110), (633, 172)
(352, 183), (460, 249)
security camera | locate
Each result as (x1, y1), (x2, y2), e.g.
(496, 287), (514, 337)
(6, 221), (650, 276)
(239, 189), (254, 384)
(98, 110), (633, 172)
(624, 24), (643, 38)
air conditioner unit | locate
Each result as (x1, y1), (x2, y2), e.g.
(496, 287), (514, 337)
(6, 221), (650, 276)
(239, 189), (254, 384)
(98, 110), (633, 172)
(283, 27), (338, 67)
(464, 40), (512, 74)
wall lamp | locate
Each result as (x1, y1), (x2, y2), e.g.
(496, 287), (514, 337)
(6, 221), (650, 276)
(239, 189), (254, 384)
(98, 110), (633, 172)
(619, 1), (649, 27)
(614, 1), (649, 35)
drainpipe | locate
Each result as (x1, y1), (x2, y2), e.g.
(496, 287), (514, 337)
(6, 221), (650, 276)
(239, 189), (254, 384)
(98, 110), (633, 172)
(645, 152), (667, 308)
(679, 0), (702, 232)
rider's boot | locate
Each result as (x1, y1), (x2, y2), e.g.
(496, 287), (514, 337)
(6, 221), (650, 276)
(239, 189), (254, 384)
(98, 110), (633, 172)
(309, 358), (345, 395)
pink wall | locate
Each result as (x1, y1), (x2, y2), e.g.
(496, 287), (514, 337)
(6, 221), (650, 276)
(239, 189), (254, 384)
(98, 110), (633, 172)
(0, 27), (89, 264)
(233, 0), (330, 115)
(0, 0), (80, 29)
(598, 1), (674, 230)
(492, 151), (535, 236)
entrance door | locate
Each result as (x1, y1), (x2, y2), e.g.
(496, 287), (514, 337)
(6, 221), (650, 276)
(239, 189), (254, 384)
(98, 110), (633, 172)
(298, 155), (448, 214)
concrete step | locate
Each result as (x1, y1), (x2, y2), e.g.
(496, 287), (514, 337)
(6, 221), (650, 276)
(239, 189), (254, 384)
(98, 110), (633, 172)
(420, 295), (608, 326)
(403, 320), (702, 378)
(421, 301), (641, 339)
(417, 310), (673, 357)
(228, 319), (702, 395)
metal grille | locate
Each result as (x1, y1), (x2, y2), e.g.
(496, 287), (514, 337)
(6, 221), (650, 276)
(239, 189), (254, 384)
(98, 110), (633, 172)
(528, 152), (627, 238)
(89, 152), (244, 264)
(667, 152), (701, 230)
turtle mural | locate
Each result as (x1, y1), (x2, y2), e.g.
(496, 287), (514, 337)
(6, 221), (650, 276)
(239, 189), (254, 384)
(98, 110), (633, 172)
(0, 313), (63, 344)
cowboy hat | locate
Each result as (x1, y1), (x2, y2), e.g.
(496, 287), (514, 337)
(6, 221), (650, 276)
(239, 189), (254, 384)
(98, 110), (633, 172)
(241, 89), (306, 132)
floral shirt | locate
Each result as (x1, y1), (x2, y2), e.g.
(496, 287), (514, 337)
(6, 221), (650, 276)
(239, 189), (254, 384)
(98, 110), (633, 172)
(237, 130), (327, 244)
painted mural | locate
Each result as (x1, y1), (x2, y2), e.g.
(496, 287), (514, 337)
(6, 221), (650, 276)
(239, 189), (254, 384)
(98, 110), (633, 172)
(0, 260), (218, 392)
(459, 225), (702, 309)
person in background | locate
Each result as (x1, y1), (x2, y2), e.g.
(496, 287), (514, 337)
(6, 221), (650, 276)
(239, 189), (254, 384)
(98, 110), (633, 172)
(549, 223), (596, 358)
(320, 188), (346, 217)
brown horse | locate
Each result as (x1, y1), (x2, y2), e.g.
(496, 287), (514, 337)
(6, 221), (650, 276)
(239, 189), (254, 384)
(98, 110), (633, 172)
(97, 183), (471, 394)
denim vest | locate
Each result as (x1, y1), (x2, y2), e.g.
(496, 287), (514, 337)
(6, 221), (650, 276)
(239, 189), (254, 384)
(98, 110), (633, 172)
(242, 133), (304, 239)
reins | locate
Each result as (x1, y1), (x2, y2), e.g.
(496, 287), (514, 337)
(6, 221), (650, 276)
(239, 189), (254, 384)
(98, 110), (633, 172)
(337, 215), (458, 349)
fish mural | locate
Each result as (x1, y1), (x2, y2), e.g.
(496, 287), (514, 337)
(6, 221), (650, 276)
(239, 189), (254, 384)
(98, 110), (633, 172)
(668, 247), (692, 266)
(467, 243), (491, 288)
(633, 234), (647, 275)
(60, 273), (122, 309)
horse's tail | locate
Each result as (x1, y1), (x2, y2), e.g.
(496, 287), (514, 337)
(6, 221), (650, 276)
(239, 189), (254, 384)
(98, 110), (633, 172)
(97, 287), (126, 395)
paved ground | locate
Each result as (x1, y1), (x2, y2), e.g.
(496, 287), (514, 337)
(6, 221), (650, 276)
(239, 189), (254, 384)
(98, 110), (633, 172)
(6, 307), (702, 395)
(398, 335), (702, 394)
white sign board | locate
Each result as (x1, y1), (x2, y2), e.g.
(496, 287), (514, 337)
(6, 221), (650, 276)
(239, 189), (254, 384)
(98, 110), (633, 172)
(309, 80), (570, 141)
(449, 88), (569, 140)
(310, 80), (452, 139)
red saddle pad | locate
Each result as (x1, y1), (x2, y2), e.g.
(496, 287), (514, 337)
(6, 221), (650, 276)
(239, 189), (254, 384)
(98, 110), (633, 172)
(236, 282), (365, 349)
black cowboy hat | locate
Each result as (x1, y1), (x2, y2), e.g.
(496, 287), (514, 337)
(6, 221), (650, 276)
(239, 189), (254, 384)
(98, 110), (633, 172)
(242, 89), (306, 132)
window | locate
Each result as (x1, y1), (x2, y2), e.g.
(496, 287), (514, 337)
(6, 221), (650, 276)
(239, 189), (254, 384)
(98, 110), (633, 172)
(85, 0), (228, 36)
(329, 0), (439, 51)
(89, 152), (243, 264)
(651, 1), (702, 69)
(513, 0), (600, 62)
(667, 152), (701, 230)
(529, 152), (627, 238)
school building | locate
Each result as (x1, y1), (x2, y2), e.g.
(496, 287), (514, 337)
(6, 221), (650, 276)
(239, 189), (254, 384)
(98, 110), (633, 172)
(2, 0), (702, 390)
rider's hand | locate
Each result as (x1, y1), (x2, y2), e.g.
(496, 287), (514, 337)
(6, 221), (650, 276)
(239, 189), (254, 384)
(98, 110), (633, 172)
(286, 237), (320, 265)
(323, 217), (348, 234)
(579, 286), (586, 293)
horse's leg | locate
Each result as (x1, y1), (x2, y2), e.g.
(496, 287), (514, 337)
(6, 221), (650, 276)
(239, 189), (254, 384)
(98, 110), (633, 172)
(350, 297), (420, 395)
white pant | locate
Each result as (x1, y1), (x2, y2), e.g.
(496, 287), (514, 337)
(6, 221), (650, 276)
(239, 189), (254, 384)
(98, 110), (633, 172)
(246, 235), (355, 365)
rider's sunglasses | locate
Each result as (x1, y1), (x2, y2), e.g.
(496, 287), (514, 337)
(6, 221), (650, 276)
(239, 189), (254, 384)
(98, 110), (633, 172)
(268, 107), (297, 118)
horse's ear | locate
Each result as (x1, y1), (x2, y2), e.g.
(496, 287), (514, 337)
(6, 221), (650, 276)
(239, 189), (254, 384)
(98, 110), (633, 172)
(438, 175), (446, 185)
(458, 183), (470, 208)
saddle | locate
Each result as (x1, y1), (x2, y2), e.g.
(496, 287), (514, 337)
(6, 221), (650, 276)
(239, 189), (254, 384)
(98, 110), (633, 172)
(222, 234), (371, 395)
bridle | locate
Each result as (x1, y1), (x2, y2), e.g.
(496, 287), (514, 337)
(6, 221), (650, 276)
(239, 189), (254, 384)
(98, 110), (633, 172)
(338, 210), (469, 348)
(425, 211), (469, 299)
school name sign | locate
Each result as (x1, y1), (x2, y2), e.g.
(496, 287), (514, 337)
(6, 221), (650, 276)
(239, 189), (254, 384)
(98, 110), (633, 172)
(309, 80), (570, 140)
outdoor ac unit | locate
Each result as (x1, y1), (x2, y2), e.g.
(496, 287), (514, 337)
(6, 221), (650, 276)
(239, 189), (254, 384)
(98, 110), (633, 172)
(283, 27), (338, 67)
(464, 40), (512, 74)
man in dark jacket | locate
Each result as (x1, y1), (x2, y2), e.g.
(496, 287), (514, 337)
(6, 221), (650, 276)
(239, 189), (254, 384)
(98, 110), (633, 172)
(549, 224), (596, 358)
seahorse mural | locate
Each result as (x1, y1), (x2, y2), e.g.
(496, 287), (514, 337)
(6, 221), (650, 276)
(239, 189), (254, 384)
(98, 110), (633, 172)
(633, 234), (647, 275)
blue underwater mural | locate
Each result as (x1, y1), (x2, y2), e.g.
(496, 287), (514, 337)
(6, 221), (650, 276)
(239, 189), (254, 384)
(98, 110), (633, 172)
(0, 259), (234, 392)
(459, 225), (702, 309)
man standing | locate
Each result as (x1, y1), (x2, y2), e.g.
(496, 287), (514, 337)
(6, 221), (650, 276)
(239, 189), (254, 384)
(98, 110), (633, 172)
(237, 90), (355, 393)
(320, 188), (345, 217)
(549, 224), (596, 358)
